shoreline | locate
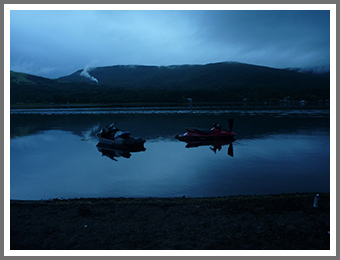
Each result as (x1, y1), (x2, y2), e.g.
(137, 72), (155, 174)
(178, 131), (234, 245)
(10, 193), (330, 250)
(10, 101), (330, 109)
(9, 192), (329, 203)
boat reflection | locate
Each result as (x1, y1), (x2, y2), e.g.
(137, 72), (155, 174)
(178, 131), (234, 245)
(96, 142), (146, 161)
(180, 138), (235, 157)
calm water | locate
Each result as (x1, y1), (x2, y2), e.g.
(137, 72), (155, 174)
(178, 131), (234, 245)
(10, 107), (330, 200)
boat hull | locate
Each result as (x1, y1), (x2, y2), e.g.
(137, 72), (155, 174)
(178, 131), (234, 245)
(96, 133), (146, 149)
(175, 132), (236, 142)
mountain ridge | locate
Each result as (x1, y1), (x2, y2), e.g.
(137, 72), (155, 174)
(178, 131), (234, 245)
(10, 61), (330, 104)
(57, 61), (330, 88)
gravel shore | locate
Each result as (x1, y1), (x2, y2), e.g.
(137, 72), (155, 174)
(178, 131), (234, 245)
(10, 193), (330, 250)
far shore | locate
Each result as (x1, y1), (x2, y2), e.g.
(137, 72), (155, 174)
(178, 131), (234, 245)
(10, 101), (330, 110)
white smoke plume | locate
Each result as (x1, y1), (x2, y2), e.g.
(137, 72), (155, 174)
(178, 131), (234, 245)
(80, 65), (99, 83)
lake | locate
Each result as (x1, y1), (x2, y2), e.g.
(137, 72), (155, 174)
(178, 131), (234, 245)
(10, 106), (330, 200)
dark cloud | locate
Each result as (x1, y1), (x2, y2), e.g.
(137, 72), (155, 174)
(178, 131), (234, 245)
(9, 9), (331, 78)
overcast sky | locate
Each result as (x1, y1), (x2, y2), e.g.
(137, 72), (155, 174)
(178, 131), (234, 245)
(9, 7), (331, 79)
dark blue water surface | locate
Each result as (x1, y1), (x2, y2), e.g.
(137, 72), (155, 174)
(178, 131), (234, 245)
(10, 107), (330, 200)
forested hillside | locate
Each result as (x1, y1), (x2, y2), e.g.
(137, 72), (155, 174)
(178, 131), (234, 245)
(10, 62), (330, 105)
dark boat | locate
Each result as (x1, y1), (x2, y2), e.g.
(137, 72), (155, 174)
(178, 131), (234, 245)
(96, 142), (146, 161)
(175, 119), (236, 141)
(96, 122), (146, 149)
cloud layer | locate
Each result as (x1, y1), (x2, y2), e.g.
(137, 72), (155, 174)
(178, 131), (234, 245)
(10, 9), (330, 78)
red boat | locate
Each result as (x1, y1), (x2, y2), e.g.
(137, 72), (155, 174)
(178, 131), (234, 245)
(175, 119), (236, 141)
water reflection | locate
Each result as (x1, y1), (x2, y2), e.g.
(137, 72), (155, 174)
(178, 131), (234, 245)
(96, 142), (146, 162)
(10, 108), (330, 140)
(178, 139), (235, 157)
(9, 108), (330, 200)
